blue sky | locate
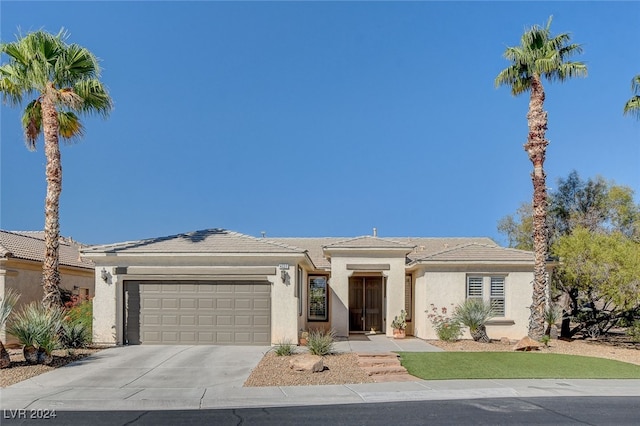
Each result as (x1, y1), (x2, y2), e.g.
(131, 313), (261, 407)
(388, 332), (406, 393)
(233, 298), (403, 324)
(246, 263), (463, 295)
(1, 1), (638, 246)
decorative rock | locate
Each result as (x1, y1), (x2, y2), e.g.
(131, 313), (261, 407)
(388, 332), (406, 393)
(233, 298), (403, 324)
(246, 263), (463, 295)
(289, 354), (324, 373)
(500, 337), (511, 345)
(514, 336), (542, 351)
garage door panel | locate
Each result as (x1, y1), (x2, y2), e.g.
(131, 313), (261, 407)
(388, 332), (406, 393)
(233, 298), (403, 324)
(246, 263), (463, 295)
(180, 298), (196, 309)
(126, 280), (271, 345)
(254, 299), (269, 310)
(162, 299), (178, 309)
(181, 315), (196, 325)
(144, 298), (161, 309)
(198, 299), (213, 309)
(253, 316), (269, 326)
(216, 299), (233, 309)
(235, 299), (252, 309)
(216, 315), (232, 326)
(235, 316), (251, 326)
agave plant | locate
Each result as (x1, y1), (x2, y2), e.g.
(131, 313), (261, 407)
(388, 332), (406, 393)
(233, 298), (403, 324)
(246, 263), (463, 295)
(7, 302), (64, 364)
(0, 289), (21, 368)
(544, 306), (562, 337)
(59, 322), (91, 349)
(453, 299), (495, 343)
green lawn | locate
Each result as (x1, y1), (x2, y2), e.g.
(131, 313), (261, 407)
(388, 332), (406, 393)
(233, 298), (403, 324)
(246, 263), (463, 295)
(398, 352), (640, 380)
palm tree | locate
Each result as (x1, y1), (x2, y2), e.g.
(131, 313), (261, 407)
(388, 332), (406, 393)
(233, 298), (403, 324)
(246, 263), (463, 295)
(0, 29), (112, 309)
(495, 17), (587, 339)
(623, 74), (640, 119)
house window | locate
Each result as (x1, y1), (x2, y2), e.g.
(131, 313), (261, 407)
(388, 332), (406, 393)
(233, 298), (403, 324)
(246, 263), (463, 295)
(297, 267), (303, 316)
(466, 275), (506, 317)
(466, 277), (483, 299)
(308, 276), (328, 321)
(490, 277), (505, 317)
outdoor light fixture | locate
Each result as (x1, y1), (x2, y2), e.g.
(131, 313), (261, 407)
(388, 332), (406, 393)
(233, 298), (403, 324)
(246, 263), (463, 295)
(278, 263), (289, 283)
(101, 268), (108, 282)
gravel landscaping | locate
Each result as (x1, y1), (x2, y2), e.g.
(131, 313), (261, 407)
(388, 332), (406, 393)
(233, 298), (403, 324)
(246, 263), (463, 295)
(1, 347), (105, 388)
(244, 352), (374, 387)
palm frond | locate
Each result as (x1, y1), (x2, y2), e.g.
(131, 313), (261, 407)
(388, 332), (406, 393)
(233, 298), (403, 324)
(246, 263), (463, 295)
(58, 111), (84, 140)
(21, 100), (42, 150)
(496, 16), (586, 96)
(0, 288), (21, 327)
(1, 29), (113, 150)
(73, 79), (113, 117)
(624, 96), (640, 119)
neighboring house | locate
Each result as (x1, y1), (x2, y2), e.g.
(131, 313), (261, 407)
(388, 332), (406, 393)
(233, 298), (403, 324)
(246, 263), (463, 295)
(0, 230), (95, 345)
(82, 228), (546, 346)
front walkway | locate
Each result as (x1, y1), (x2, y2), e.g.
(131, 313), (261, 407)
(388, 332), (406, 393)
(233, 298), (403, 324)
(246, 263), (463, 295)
(334, 334), (443, 353)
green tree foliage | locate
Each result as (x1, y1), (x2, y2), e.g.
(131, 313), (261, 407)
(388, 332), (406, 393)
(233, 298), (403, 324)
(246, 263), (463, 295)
(499, 171), (640, 250)
(497, 203), (534, 251)
(553, 228), (640, 335)
(498, 171), (640, 337)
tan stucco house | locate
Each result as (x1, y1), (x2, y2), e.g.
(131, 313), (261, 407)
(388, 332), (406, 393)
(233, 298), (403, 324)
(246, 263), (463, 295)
(0, 230), (95, 345)
(82, 228), (540, 346)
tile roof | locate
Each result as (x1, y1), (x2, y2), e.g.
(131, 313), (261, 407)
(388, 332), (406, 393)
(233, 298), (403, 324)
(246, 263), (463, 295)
(82, 229), (307, 255)
(269, 236), (509, 269)
(0, 230), (94, 269)
(323, 236), (416, 250)
(409, 242), (534, 263)
(80, 229), (532, 269)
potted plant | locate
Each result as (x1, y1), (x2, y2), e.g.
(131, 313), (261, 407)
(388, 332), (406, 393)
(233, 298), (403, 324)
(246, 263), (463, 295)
(391, 310), (407, 339)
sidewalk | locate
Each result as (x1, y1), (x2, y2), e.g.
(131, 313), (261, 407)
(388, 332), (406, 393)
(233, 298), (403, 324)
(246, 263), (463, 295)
(2, 336), (640, 411)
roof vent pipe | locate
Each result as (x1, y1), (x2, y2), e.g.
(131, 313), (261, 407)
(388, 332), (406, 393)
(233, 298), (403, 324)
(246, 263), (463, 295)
(373, 227), (377, 237)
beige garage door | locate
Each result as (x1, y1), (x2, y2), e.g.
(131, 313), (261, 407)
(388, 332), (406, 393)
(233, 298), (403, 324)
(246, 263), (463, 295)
(124, 280), (271, 345)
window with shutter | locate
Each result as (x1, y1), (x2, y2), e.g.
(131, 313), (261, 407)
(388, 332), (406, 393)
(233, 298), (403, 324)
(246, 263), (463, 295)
(490, 277), (505, 317)
(467, 277), (483, 299)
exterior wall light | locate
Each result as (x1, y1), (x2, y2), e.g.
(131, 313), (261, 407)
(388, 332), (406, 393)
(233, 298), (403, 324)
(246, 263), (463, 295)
(279, 263), (289, 283)
(101, 268), (108, 282)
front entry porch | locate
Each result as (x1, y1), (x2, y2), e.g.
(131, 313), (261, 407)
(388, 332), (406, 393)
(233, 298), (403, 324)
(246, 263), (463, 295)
(348, 276), (385, 333)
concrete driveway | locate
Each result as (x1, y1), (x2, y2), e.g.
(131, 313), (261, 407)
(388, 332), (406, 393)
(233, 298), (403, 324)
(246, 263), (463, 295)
(2, 345), (270, 411)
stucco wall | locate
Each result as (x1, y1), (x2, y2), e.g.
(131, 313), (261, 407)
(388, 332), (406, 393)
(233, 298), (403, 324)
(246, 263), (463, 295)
(413, 265), (534, 341)
(0, 259), (94, 346)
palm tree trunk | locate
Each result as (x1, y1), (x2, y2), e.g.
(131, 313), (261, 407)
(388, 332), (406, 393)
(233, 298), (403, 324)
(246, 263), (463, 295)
(41, 85), (63, 309)
(524, 75), (549, 340)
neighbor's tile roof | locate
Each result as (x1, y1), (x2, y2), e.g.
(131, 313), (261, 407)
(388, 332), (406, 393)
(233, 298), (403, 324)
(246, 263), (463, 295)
(0, 230), (93, 269)
(409, 242), (534, 263)
(82, 229), (307, 255)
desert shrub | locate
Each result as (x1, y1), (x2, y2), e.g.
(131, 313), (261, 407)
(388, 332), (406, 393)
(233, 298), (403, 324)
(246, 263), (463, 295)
(7, 302), (64, 364)
(274, 340), (295, 356)
(0, 289), (20, 329)
(544, 306), (562, 336)
(453, 299), (495, 343)
(626, 321), (640, 343)
(65, 299), (93, 337)
(59, 322), (91, 348)
(307, 329), (336, 356)
(427, 305), (463, 342)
